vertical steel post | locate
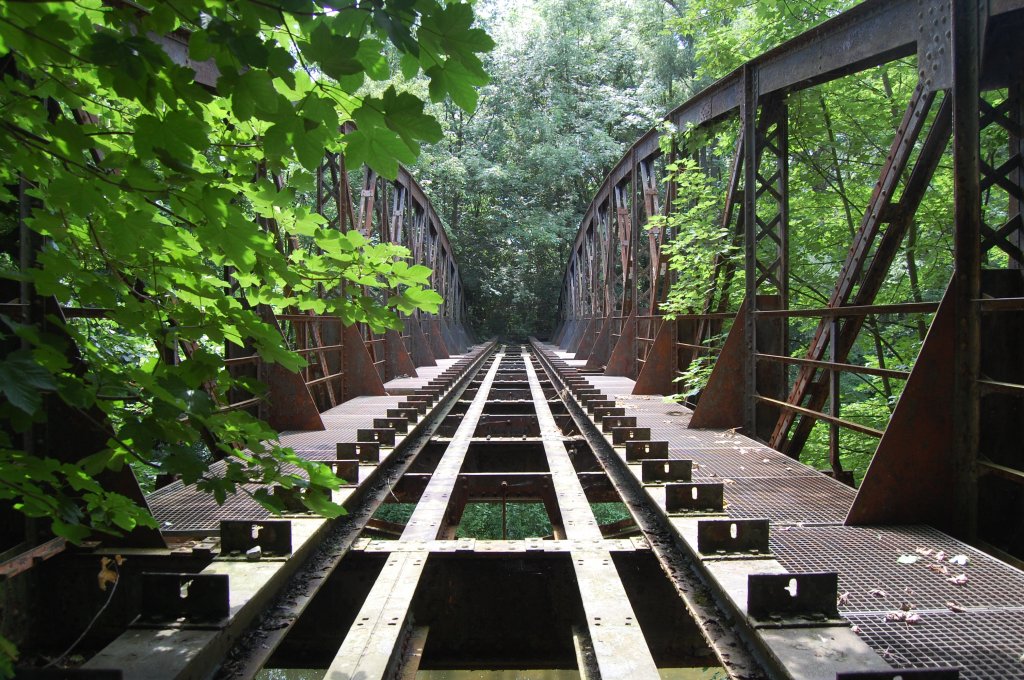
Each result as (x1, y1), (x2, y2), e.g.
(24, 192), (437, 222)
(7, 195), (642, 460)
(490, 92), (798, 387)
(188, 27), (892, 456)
(630, 149), (640, 367)
(951, 0), (982, 541)
(777, 106), (790, 360)
(742, 66), (759, 434)
(1010, 84), (1024, 269)
(603, 203), (614, 318)
(829, 316), (841, 476)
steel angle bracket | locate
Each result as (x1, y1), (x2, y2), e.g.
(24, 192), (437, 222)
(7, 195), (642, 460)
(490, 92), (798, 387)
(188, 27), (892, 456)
(132, 572), (230, 630)
(697, 518), (774, 561)
(747, 572), (847, 629)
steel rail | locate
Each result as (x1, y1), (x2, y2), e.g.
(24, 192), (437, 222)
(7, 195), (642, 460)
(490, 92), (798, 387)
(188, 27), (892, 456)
(522, 349), (661, 679)
(529, 339), (771, 680)
(323, 350), (504, 679)
(215, 342), (497, 679)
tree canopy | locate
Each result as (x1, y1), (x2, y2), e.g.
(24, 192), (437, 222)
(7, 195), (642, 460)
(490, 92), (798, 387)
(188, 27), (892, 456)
(0, 0), (492, 552)
(415, 0), (967, 481)
(413, 0), (695, 339)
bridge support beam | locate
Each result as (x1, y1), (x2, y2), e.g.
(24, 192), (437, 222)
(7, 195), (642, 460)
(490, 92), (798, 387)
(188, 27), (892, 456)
(605, 311), (637, 378)
(407, 316), (437, 367)
(584, 314), (615, 370)
(342, 322), (387, 400)
(689, 296), (783, 442)
(569, 315), (596, 356)
(847, 285), (956, 529)
(425, 317), (451, 359)
(383, 329), (418, 382)
(633, 318), (676, 395)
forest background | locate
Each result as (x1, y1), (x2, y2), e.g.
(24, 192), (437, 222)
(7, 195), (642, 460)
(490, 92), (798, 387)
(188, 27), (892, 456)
(421, 0), (961, 480)
(0, 0), (964, 573)
(0, 0), (973, 670)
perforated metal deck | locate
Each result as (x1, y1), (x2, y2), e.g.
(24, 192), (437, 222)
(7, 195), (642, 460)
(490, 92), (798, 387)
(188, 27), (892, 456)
(846, 610), (1024, 679)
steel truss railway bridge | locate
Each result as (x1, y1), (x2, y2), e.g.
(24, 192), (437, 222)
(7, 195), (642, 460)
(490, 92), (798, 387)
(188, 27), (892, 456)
(4, 0), (1024, 678)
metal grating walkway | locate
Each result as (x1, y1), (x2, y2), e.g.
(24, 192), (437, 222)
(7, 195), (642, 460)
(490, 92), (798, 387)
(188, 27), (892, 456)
(534, 339), (1024, 679)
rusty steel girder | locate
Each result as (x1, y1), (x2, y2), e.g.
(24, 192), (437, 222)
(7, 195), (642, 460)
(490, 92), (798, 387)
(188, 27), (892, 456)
(555, 0), (1024, 556)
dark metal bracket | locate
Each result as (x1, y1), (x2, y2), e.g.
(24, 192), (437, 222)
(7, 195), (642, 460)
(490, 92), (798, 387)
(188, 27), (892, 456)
(747, 572), (843, 627)
(134, 572), (230, 629)
(641, 459), (692, 482)
(625, 440), (669, 461)
(611, 426), (651, 444)
(697, 518), (771, 558)
(374, 417), (409, 434)
(666, 482), (725, 514)
(602, 416), (637, 432)
(358, 428), (396, 446)
(337, 441), (380, 463)
(329, 459), (360, 487)
(220, 519), (293, 556)
(592, 406), (626, 422)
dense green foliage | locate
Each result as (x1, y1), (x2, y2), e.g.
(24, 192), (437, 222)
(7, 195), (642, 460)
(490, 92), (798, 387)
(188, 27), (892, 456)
(414, 0), (694, 339)
(417, 0), (980, 482)
(0, 0), (491, 558)
(664, 0), (961, 479)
